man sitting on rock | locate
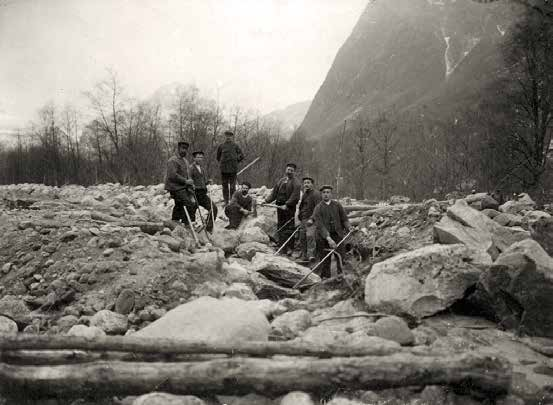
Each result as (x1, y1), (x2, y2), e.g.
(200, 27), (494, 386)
(312, 185), (351, 279)
(224, 181), (255, 229)
(164, 141), (197, 226)
(190, 151), (217, 232)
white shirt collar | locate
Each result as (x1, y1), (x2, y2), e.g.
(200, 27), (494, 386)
(324, 200), (331, 205)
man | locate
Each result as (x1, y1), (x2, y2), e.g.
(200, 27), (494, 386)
(263, 163), (301, 254)
(225, 181), (255, 229)
(312, 185), (351, 279)
(190, 151), (218, 232)
(164, 141), (197, 226)
(217, 130), (244, 205)
(297, 176), (321, 262)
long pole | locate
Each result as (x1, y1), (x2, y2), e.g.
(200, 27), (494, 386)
(208, 187), (216, 231)
(193, 190), (212, 241)
(274, 226), (300, 255)
(183, 206), (199, 246)
(292, 229), (354, 289)
(237, 157), (261, 176)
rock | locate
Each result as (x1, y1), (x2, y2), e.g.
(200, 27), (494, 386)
(251, 252), (320, 288)
(115, 289), (135, 315)
(365, 244), (489, 318)
(477, 239), (553, 337)
(239, 227), (270, 244)
(482, 208), (500, 219)
(189, 251), (223, 273)
(236, 242), (273, 260)
(280, 392), (315, 405)
(240, 214), (277, 236)
(500, 193), (536, 214)
(250, 273), (301, 300)
(217, 394), (275, 405)
(192, 281), (227, 298)
(133, 393), (206, 405)
(373, 316), (414, 346)
(326, 398), (364, 405)
(155, 235), (182, 252)
(465, 192), (489, 205)
(90, 310), (128, 335)
(530, 216), (553, 256)
(56, 315), (79, 332)
(211, 229), (240, 253)
(223, 261), (251, 283)
(481, 195), (500, 211)
(136, 296), (270, 343)
(0, 315), (18, 335)
(434, 199), (530, 259)
(66, 325), (106, 338)
(271, 309), (311, 339)
(223, 283), (257, 301)
(1, 263), (12, 274)
(524, 210), (551, 225)
(494, 213), (523, 227)
(427, 206), (441, 218)
(0, 296), (31, 324)
(297, 327), (400, 353)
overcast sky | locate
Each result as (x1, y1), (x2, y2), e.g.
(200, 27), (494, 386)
(0, 0), (367, 135)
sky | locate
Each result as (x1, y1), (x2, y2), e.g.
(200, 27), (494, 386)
(0, 0), (367, 136)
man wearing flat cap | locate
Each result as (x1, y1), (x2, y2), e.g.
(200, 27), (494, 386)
(164, 141), (197, 225)
(263, 163), (301, 255)
(190, 151), (217, 232)
(297, 176), (321, 262)
(216, 130), (244, 206)
(312, 185), (350, 278)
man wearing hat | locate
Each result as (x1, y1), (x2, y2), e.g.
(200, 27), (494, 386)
(297, 176), (321, 262)
(164, 141), (197, 225)
(216, 130), (244, 206)
(312, 185), (351, 278)
(225, 181), (255, 229)
(190, 151), (217, 232)
(263, 163), (301, 254)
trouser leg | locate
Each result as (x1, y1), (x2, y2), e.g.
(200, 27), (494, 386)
(170, 191), (185, 223)
(298, 220), (308, 258)
(315, 237), (331, 279)
(228, 173), (237, 199)
(306, 222), (316, 259)
(196, 189), (218, 231)
(224, 205), (243, 229)
(277, 208), (295, 251)
(222, 173), (230, 204)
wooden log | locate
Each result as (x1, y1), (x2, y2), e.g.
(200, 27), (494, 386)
(0, 353), (511, 399)
(0, 335), (400, 358)
(343, 205), (381, 213)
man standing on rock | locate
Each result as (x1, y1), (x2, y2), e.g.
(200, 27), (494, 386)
(164, 141), (197, 226)
(296, 176), (321, 262)
(263, 163), (301, 255)
(312, 185), (351, 278)
(190, 151), (217, 232)
(217, 130), (244, 206)
(225, 181), (255, 229)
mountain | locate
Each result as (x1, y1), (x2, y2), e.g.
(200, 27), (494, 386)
(298, 0), (525, 139)
(262, 100), (311, 137)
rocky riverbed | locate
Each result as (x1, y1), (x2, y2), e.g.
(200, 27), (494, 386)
(1, 184), (553, 404)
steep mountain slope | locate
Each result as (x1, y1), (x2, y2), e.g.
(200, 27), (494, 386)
(299, 0), (524, 139)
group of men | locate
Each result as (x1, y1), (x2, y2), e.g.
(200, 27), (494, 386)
(164, 132), (352, 279)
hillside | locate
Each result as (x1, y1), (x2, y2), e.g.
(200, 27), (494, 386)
(298, 0), (524, 139)
(262, 100), (311, 137)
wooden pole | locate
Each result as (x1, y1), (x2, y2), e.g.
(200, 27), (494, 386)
(0, 353), (511, 399)
(183, 205), (199, 246)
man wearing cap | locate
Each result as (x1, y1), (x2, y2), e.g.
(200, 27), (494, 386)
(297, 176), (321, 262)
(217, 130), (244, 206)
(190, 151), (217, 232)
(312, 185), (351, 278)
(164, 141), (197, 225)
(263, 163), (301, 254)
(225, 181), (255, 229)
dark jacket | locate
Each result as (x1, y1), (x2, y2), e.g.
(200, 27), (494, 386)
(266, 177), (301, 209)
(217, 141), (244, 174)
(190, 163), (207, 190)
(312, 200), (350, 240)
(229, 191), (253, 211)
(164, 155), (190, 191)
(298, 189), (322, 221)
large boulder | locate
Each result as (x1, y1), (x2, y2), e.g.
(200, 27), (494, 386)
(240, 214), (277, 236)
(0, 296), (31, 324)
(494, 213), (523, 227)
(271, 309), (311, 339)
(239, 227), (270, 244)
(434, 199), (530, 259)
(236, 242), (274, 260)
(477, 239), (553, 337)
(0, 315), (18, 335)
(251, 253), (320, 288)
(211, 229), (240, 253)
(66, 325), (106, 338)
(365, 244), (490, 318)
(530, 216), (553, 256)
(250, 273), (302, 300)
(136, 296), (270, 343)
(223, 283), (257, 301)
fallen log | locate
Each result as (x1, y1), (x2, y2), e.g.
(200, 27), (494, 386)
(0, 353), (511, 399)
(343, 204), (381, 213)
(0, 335), (399, 358)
